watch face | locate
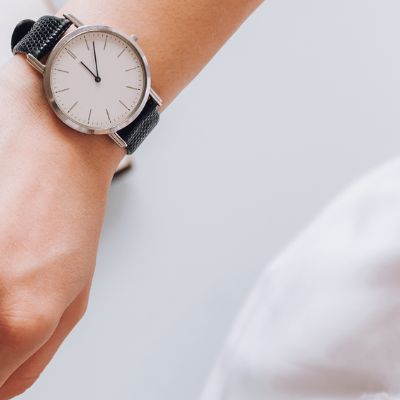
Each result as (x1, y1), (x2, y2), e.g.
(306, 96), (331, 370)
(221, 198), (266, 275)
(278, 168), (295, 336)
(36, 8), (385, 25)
(46, 28), (149, 133)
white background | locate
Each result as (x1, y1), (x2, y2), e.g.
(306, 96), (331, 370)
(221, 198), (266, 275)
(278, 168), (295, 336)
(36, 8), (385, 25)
(2, 1), (400, 399)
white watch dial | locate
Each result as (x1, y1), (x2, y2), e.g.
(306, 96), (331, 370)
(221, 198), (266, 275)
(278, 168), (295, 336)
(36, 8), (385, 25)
(50, 31), (146, 130)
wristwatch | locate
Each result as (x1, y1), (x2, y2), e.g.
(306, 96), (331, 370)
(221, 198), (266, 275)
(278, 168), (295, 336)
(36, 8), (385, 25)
(10, 13), (162, 154)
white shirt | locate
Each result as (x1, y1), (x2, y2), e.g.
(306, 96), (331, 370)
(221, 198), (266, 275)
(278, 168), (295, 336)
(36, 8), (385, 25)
(201, 157), (400, 400)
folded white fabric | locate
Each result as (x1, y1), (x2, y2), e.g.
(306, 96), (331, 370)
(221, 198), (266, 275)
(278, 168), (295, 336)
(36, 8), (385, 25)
(201, 157), (400, 400)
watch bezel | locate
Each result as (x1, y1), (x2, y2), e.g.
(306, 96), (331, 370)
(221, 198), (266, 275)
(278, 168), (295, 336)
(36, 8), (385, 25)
(43, 24), (151, 135)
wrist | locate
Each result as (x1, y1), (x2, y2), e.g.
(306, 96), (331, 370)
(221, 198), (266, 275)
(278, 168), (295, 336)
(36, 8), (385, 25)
(0, 55), (126, 184)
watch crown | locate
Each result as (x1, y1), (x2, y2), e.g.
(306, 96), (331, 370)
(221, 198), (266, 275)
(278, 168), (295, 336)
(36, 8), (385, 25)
(130, 34), (139, 42)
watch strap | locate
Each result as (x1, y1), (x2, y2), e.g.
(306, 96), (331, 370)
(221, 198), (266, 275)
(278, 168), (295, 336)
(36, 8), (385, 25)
(117, 98), (160, 155)
(11, 15), (72, 60)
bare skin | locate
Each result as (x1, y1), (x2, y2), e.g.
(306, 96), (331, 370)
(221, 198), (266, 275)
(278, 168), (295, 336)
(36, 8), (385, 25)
(0, 0), (263, 398)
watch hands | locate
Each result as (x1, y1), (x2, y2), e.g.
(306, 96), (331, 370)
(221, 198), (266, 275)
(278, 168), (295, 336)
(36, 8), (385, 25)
(79, 41), (101, 83)
(93, 42), (101, 82)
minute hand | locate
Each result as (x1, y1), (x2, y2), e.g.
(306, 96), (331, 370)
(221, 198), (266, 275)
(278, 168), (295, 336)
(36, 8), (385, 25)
(93, 42), (100, 82)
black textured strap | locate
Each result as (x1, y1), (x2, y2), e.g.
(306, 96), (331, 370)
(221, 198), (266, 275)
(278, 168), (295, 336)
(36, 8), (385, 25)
(12, 15), (72, 60)
(118, 98), (160, 155)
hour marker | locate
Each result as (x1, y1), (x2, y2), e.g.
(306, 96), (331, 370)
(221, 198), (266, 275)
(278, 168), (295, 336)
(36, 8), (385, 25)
(88, 109), (92, 123)
(66, 49), (77, 59)
(84, 37), (89, 51)
(126, 86), (139, 90)
(125, 67), (137, 72)
(56, 69), (69, 73)
(119, 100), (130, 111)
(68, 101), (78, 113)
(104, 36), (108, 50)
(117, 48), (126, 58)
(56, 88), (70, 93)
(106, 109), (111, 122)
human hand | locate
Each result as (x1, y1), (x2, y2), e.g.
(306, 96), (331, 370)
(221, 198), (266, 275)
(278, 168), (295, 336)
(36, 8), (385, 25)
(0, 0), (263, 395)
(0, 55), (124, 399)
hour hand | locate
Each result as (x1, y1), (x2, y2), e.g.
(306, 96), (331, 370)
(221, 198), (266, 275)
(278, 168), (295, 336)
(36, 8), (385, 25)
(80, 61), (101, 83)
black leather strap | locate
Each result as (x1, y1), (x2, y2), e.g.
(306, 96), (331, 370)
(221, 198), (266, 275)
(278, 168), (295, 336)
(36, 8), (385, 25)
(118, 98), (160, 155)
(12, 15), (72, 60)
(11, 15), (160, 154)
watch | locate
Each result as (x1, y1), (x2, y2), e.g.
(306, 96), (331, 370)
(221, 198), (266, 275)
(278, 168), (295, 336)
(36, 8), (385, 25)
(11, 13), (162, 155)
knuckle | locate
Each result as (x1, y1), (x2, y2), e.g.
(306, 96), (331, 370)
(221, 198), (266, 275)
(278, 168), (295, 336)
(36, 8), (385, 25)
(72, 298), (88, 324)
(0, 304), (57, 352)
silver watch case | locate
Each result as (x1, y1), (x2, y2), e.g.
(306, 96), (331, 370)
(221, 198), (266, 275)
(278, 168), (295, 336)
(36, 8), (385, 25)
(42, 24), (152, 136)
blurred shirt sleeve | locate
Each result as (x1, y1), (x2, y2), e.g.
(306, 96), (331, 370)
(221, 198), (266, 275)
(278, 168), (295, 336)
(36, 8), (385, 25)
(201, 157), (400, 400)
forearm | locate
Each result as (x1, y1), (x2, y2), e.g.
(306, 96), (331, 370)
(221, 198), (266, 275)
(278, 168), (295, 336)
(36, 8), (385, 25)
(57, 0), (262, 109)
(1, 0), (263, 185)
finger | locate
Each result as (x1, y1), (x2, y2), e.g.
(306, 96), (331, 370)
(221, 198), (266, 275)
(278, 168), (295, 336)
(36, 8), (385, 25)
(0, 285), (90, 400)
